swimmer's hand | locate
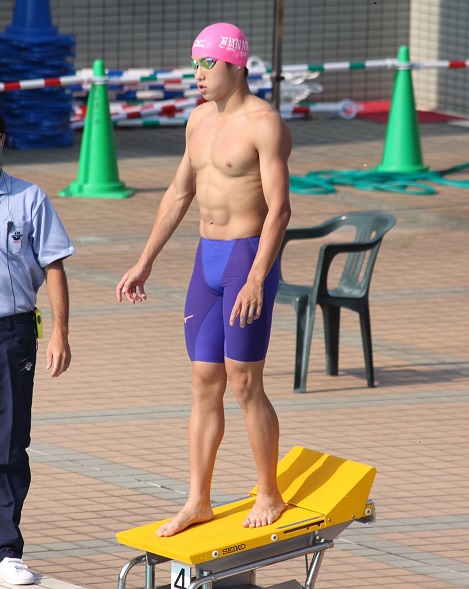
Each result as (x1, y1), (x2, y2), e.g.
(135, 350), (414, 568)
(116, 264), (152, 304)
(230, 280), (264, 328)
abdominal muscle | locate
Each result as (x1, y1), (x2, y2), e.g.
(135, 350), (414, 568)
(196, 167), (268, 241)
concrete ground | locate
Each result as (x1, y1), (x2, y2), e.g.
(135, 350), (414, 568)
(1, 110), (468, 589)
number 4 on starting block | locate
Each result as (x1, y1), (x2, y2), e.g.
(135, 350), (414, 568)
(171, 562), (191, 589)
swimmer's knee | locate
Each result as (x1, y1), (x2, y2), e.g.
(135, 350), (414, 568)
(226, 361), (265, 405)
(191, 362), (227, 395)
(228, 370), (251, 395)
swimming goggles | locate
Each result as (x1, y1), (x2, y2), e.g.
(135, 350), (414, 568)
(190, 57), (218, 70)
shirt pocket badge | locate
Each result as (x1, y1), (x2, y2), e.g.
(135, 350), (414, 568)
(7, 221), (29, 255)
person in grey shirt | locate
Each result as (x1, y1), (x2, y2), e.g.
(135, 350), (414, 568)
(0, 114), (75, 585)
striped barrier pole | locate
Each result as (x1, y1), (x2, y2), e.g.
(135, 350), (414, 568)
(279, 101), (359, 119)
(71, 96), (205, 128)
(249, 58), (469, 73)
(0, 73), (93, 92)
(72, 98), (358, 128)
(3, 59), (469, 93)
(114, 116), (189, 128)
(109, 100), (358, 128)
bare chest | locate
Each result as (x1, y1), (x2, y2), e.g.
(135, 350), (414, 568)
(189, 120), (258, 176)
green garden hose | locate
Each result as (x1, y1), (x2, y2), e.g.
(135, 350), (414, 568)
(290, 164), (469, 195)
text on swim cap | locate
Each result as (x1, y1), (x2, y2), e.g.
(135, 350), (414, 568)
(219, 36), (249, 57)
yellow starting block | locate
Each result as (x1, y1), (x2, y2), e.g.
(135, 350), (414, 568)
(116, 447), (376, 589)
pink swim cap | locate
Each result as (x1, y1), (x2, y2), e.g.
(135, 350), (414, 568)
(192, 23), (249, 68)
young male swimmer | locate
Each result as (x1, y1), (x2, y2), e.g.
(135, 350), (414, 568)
(116, 22), (292, 537)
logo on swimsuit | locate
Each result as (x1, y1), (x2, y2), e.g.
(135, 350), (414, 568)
(183, 314), (194, 324)
(222, 543), (246, 556)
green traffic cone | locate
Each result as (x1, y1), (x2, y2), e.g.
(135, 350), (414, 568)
(376, 46), (428, 173)
(59, 59), (134, 199)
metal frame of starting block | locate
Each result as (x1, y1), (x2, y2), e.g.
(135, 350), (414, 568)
(116, 447), (376, 589)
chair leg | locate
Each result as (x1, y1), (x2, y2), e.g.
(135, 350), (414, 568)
(359, 302), (375, 387)
(322, 305), (340, 376)
(293, 299), (316, 393)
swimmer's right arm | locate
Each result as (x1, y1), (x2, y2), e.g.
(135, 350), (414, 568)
(116, 148), (196, 304)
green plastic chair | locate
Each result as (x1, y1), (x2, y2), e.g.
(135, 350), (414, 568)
(276, 211), (396, 393)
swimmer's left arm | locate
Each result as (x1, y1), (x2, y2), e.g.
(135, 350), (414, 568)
(229, 112), (292, 328)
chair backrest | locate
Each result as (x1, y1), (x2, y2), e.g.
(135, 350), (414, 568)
(317, 211), (396, 299)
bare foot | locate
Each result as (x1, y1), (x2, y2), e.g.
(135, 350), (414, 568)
(156, 503), (214, 537)
(242, 494), (286, 528)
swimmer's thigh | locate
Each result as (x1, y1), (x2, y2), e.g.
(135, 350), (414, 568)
(222, 247), (278, 363)
(184, 262), (225, 363)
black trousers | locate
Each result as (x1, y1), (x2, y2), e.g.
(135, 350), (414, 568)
(0, 313), (36, 560)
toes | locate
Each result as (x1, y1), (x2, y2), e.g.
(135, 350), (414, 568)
(242, 501), (285, 529)
(157, 523), (175, 537)
(246, 516), (264, 528)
